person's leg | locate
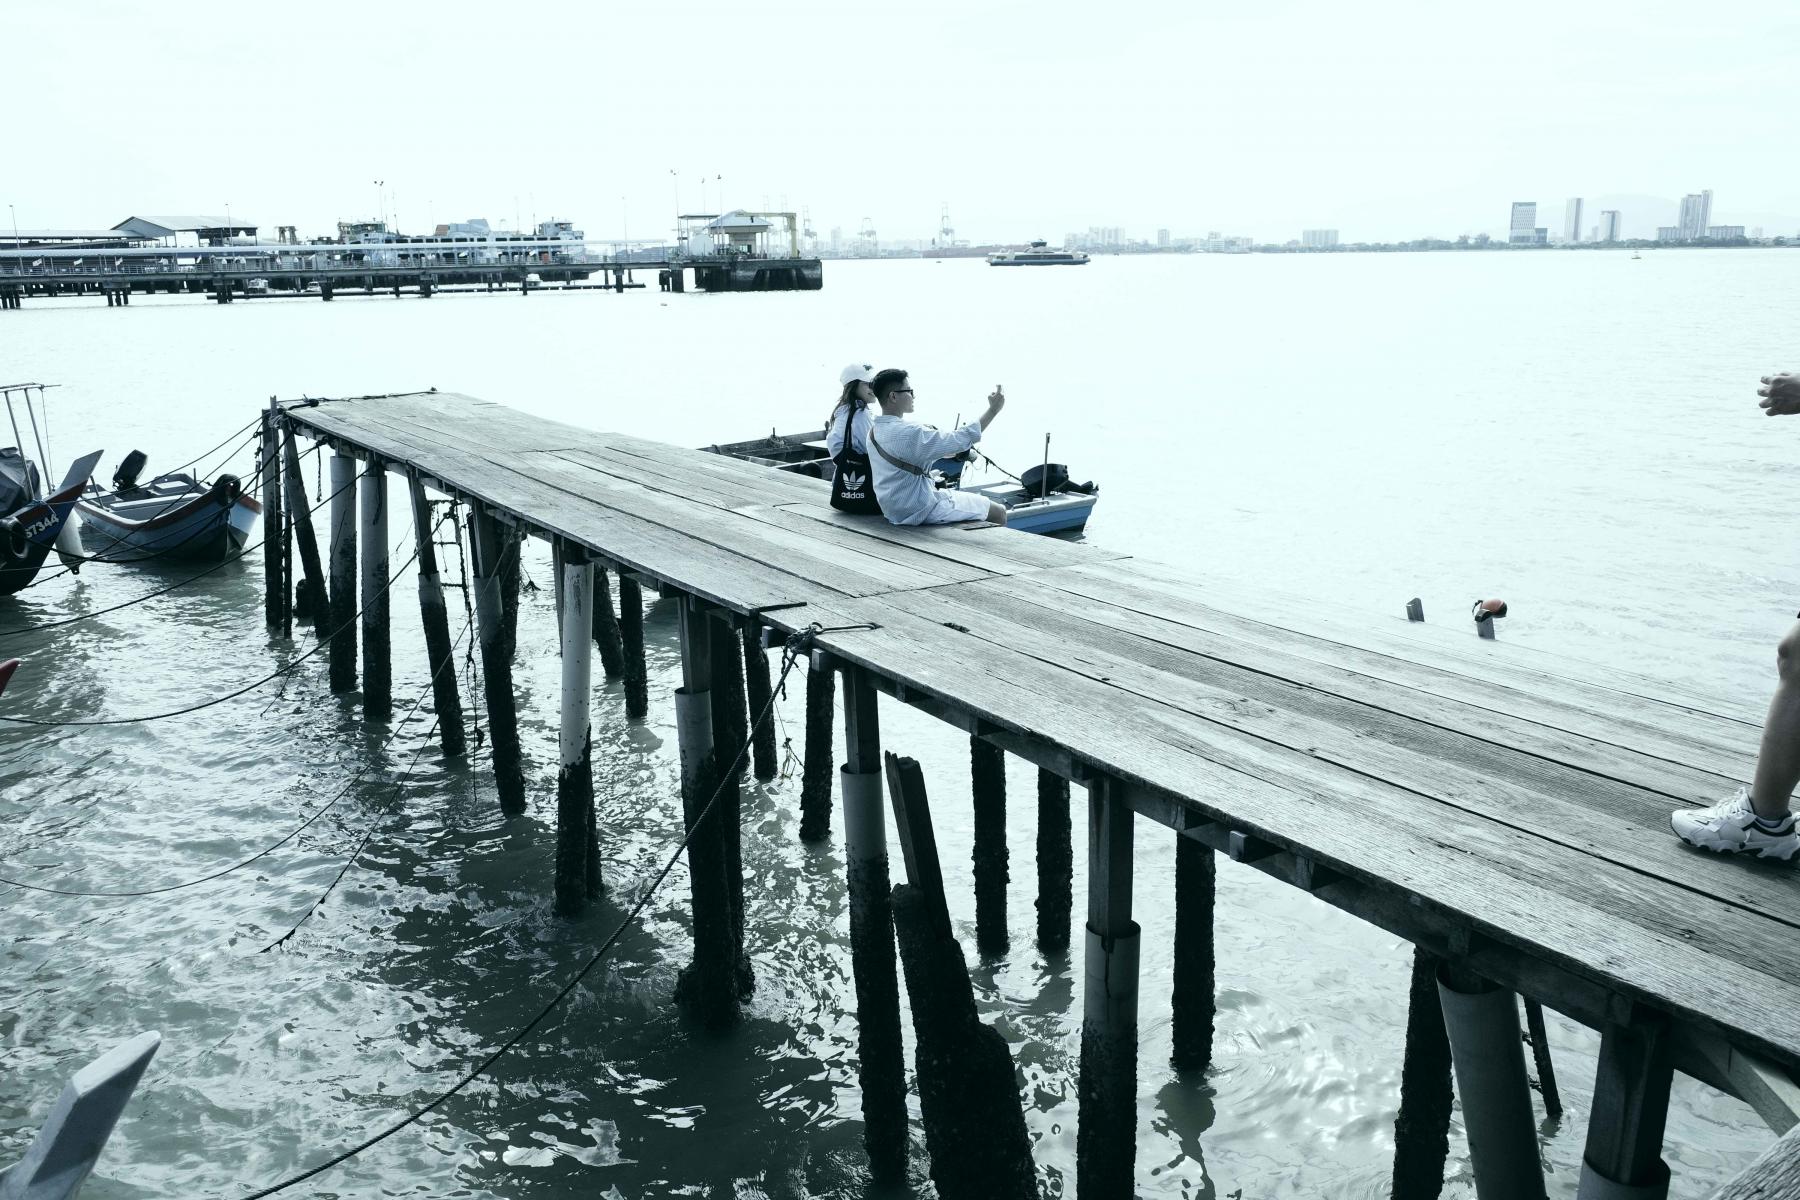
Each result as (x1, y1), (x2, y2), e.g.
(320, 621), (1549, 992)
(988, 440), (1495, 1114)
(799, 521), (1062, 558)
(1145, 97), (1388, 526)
(1749, 621), (1800, 819)
(987, 501), (1008, 526)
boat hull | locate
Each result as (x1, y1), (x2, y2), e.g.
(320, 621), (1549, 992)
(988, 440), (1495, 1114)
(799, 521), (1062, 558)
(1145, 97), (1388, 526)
(77, 476), (261, 562)
(0, 450), (103, 597)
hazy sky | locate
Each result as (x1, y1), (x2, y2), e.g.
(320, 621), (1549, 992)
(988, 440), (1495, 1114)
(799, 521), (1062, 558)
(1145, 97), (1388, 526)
(8, 1), (1798, 244)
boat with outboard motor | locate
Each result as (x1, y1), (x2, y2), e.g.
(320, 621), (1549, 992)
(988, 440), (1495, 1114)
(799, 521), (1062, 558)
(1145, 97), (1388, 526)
(703, 428), (1099, 535)
(0, 382), (98, 597)
(76, 449), (261, 562)
(986, 240), (1089, 267)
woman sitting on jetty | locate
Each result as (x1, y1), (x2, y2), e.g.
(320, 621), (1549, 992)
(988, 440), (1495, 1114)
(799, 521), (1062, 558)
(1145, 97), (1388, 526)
(867, 368), (1008, 526)
(826, 363), (881, 515)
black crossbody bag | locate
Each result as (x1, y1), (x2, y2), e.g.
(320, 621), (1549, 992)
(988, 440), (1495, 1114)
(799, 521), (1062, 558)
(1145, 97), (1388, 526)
(828, 405), (883, 515)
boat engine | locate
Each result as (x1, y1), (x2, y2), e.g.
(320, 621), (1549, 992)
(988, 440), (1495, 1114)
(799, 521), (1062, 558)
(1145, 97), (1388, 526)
(112, 449), (148, 492)
(1021, 462), (1070, 496)
(210, 474), (242, 508)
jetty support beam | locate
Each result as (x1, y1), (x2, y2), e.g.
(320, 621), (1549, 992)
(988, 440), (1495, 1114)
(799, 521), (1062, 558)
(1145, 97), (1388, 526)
(744, 625), (777, 781)
(800, 654), (835, 841)
(840, 666), (907, 1181)
(282, 429), (327, 625)
(468, 504), (525, 815)
(1170, 831), (1216, 1072)
(555, 543), (598, 916)
(673, 594), (739, 1025)
(1391, 946), (1454, 1200)
(359, 456), (391, 719)
(1036, 767), (1072, 952)
(970, 736), (1008, 954)
(1579, 1013), (1673, 1200)
(1078, 774), (1140, 1199)
(1436, 965), (1548, 1200)
(261, 399), (284, 629)
(407, 477), (464, 757)
(591, 565), (625, 678)
(327, 452), (358, 693)
(618, 573), (648, 719)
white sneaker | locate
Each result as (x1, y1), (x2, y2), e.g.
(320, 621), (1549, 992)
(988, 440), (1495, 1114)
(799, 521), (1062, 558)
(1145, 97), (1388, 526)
(1671, 786), (1798, 861)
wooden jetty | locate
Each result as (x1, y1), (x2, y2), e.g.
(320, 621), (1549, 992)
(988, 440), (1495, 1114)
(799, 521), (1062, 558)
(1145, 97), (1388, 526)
(273, 389), (1800, 1198)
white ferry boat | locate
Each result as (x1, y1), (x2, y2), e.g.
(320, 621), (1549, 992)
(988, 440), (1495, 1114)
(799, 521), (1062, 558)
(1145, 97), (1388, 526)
(987, 240), (1089, 267)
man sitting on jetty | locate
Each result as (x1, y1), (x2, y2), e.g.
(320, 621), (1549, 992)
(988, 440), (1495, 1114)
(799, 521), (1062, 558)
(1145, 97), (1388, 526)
(866, 369), (1009, 526)
(1670, 371), (1800, 862)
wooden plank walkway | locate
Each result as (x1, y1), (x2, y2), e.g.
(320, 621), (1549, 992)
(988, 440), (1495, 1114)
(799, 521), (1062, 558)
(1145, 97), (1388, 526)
(284, 389), (1800, 1186)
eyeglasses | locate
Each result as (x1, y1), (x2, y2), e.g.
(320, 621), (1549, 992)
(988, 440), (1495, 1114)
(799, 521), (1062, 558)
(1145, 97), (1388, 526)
(894, 388), (914, 396)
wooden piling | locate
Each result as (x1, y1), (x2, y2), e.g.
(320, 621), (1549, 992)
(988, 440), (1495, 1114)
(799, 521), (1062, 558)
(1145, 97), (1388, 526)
(673, 595), (738, 1026)
(359, 456), (392, 719)
(970, 737), (1009, 955)
(799, 658), (835, 841)
(327, 452), (358, 693)
(1170, 835), (1216, 1073)
(1390, 946), (1453, 1200)
(555, 543), (597, 917)
(499, 528), (521, 662)
(885, 752), (1036, 1200)
(281, 431), (327, 625)
(709, 613), (752, 996)
(1579, 1014), (1673, 1199)
(1521, 999), (1562, 1119)
(468, 504), (525, 815)
(743, 626), (777, 781)
(1036, 768), (1072, 953)
(1077, 776), (1140, 1199)
(839, 668), (907, 1180)
(408, 477), (464, 757)
(261, 400), (284, 628)
(591, 565), (625, 678)
(617, 574), (648, 719)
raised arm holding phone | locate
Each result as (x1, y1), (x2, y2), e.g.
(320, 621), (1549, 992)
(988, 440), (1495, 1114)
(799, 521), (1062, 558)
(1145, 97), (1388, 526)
(866, 369), (1010, 526)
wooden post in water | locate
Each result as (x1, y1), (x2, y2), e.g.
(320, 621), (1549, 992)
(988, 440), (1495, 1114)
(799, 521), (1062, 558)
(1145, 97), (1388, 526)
(799, 657), (835, 841)
(839, 667), (907, 1181)
(743, 626), (777, 781)
(499, 530), (522, 662)
(1036, 768), (1072, 953)
(1390, 946), (1453, 1200)
(1077, 775), (1140, 1199)
(555, 543), (597, 917)
(282, 431), (326, 626)
(591, 565), (625, 678)
(673, 594), (738, 1026)
(1521, 999), (1562, 1119)
(885, 751), (1037, 1200)
(327, 452), (358, 693)
(468, 504), (525, 815)
(709, 613), (752, 995)
(1578, 1013), (1673, 1200)
(359, 455), (392, 719)
(261, 399), (284, 628)
(408, 477), (464, 757)
(1170, 834), (1216, 1072)
(970, 736), (1009, 955)
(618, 574), (648, 719)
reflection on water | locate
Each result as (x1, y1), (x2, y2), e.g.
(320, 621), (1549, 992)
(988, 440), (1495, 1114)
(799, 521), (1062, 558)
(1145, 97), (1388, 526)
(4, 250), (1794, 1196)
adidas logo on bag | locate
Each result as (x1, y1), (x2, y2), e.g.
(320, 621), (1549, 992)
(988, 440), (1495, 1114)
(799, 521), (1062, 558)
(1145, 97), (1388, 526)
(842, 471), (866, 495)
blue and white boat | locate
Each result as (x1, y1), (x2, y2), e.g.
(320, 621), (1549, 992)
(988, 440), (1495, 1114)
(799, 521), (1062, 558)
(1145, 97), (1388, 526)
(706, 430), (1099, 535)
(76, 450), (261, 562)
(0, 382), (97, 596)
(986, 240), (1089, 267)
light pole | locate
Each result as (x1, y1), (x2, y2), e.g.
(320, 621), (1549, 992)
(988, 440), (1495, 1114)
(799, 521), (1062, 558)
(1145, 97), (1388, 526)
(8, 204), (18, 275)
(373, 179), (384, 227)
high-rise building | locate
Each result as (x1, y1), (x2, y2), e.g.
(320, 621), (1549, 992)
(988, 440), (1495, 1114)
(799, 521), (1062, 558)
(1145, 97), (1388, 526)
(1599, 210), (1622, 242)
(1156, 228), (1171, 247)
(1706, 225), (1745, 240)
(1509, 202), (1537, 244)
(1657, 226), (1682, 242)
(1678, 190), (1713, 240)
(1301, 229), (1339, 249)
(1563, 198), (1583, 243)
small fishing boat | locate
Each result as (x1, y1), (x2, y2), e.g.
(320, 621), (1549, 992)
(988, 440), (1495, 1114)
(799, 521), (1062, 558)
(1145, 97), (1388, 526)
(76, 450), (261, 562)
(0, 382), (98, 597)
(704, 429), (1099, 535)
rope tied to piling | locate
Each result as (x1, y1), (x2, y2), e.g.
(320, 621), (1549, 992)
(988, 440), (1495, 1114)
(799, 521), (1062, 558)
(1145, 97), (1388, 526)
(231, 617), (825, 1199)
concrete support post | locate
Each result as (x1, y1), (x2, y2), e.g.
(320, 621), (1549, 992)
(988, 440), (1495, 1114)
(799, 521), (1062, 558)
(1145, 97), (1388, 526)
(326, 453), (358, 693)
(468, 505), (525, 815)
(407, 478), (464, 757)
(1078, 776), (1140, 1199)
(840, 667), (907, 1182)
(1436, 966), (1548, 1200)
(358, 456), (391, 719)
(555, 544), (597, 916)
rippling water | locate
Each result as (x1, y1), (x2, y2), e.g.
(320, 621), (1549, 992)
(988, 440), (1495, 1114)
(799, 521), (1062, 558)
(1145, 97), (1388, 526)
(3, 249), (1797, 1198)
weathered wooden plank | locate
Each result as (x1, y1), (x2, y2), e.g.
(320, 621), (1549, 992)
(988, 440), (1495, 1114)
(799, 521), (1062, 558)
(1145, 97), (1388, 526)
(1710, 1118), (1800, 1198)
(773, 500), (1128, 574)
(963, 574), (1744, 800)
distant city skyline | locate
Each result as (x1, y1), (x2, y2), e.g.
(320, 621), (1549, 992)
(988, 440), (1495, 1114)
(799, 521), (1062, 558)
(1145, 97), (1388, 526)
(8, 3), (1800, 249)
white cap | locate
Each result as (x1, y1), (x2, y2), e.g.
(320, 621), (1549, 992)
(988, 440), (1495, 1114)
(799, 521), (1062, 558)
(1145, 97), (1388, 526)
(839, 362), (875, 386)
